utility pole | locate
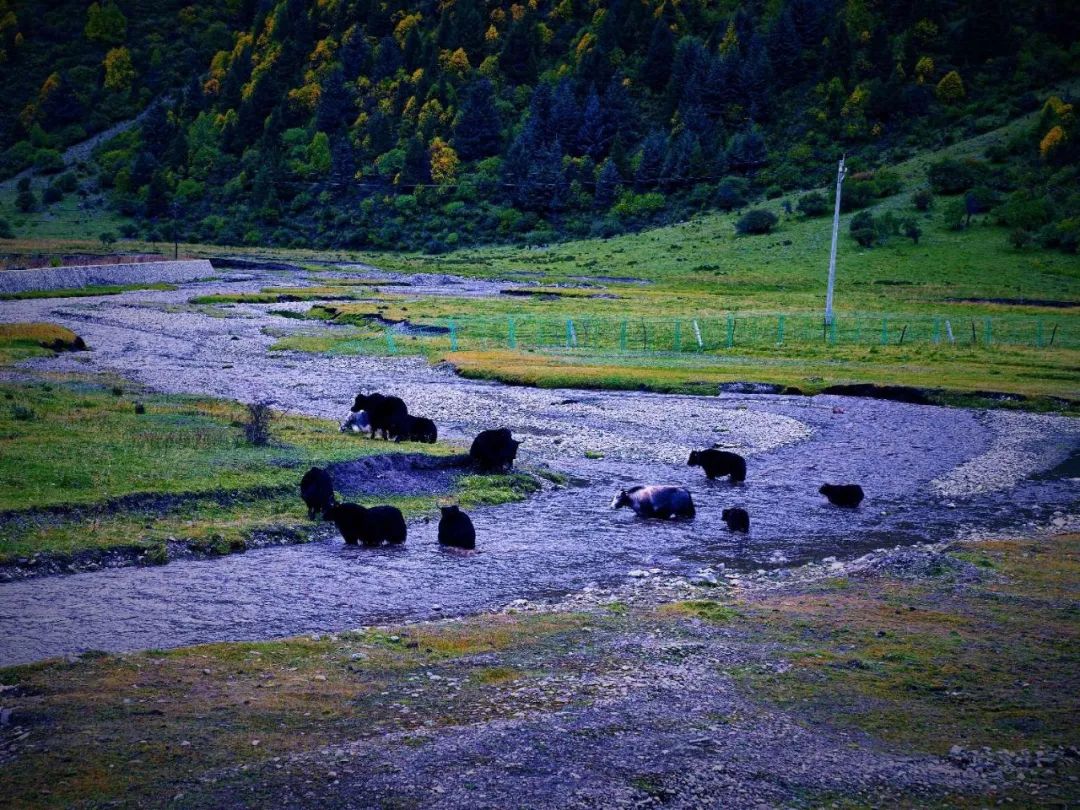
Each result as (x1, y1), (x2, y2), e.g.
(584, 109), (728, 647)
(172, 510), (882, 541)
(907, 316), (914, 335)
(824, 155), (848, 326)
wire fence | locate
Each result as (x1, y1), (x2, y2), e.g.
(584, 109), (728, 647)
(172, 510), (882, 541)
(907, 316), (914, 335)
(363, 313), (1077, 356)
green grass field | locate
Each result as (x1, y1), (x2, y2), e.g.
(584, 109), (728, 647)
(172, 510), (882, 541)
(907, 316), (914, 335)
(3, 107), (1078, 403)
(0, 376), (534, 563)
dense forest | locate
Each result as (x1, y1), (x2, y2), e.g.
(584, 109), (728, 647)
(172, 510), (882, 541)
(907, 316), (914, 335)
(2, 0), (1078, 250)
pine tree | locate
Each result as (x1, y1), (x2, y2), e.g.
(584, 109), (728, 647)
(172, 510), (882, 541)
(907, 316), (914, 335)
(641, 19), (675, 91)
(578, 87), (611, 159)
(634, 131), (666, 190)
(453, 79), (502, 160)
(317, 68), (353, 133)
(768, 8), (802, 80)
(550, 79), (581, 154)
(594, 158), (622, 208)
(341, 26), (372, 77)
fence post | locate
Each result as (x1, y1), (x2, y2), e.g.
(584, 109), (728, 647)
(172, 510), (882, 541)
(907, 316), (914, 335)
(983, 318), (992, 346)
(619, 320), (627, 351)
(881, 317), (888, 345)
(566, 319), (577, 348)
(674, 320), (681, 352)
(945, 319), (955, 344)
(1035, 319), (1043, 348)
(777, 315), (785, 345)
(508, 317), (516, 349)
(726, 315), (735, 348)
(449, 319), (458, 351)
(692, 319), (703, 351)
(385, 329), (397, 354)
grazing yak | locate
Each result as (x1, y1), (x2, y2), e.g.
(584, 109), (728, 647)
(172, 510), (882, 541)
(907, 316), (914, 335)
(299, 467), (335, 519)
(469, 428), (521, 471)
(721, 507), (750, 533)
(325, 502), (407, 546)
(351, 392), (408, 440)
(391, 414), (438, 444)
(688, 449), (746, 483)
(340, 410), (371, 434)
(438, 505), (476, 550)
(819, 483), (865, 508)
(611, 485), (695, 519)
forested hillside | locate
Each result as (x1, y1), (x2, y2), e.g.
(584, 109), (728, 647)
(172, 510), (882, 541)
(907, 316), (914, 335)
(2, 0), (1078, 250)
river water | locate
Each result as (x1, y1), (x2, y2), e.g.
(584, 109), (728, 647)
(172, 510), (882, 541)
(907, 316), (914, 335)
(0, 267), (1076, 665)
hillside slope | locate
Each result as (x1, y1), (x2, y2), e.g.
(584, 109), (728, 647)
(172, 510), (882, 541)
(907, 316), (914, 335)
(2, 0), (1077, 250)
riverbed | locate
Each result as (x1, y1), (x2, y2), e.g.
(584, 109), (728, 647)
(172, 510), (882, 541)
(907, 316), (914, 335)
(0, 264), (1076, 665)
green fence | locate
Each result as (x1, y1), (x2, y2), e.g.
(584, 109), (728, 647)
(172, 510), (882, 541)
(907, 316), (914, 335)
(371, 313), (1076, 355)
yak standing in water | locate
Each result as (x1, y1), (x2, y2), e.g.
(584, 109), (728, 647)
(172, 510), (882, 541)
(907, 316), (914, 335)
(438, 505), (476, 550)
(611, 486), (695, 519)
(688, 449), (746, 483)
(325, 502), (407, 546)
(819, 483), (865, 508)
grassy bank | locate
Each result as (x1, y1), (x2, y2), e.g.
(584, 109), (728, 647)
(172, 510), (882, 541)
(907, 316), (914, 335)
(0, 282), (177, 301)
(1, 534), (1075, 807)
(0, 377), (535, 564)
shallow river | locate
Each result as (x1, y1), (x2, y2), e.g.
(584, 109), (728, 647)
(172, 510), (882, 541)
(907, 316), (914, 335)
(0, 267), (1076, 665)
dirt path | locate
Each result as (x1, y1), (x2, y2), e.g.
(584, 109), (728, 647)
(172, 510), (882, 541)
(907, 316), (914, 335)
(0, 268), (1077, 664)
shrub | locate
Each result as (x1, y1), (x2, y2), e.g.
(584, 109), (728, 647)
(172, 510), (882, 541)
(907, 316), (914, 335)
(735, 208), (779, 235)
(850, 210), (877, 247)
(10, 404), (36, 421)
(839, 179), (874, 212)
(16, 177), (31, 193)
(935, 70), (965, 104)
(1009, 228), (1034, 249)
(42, 185), (63, 204)
(243, 401), (274, 446)
(714, 178), (749, 210)
(0, 218), (13, 239)
(57, 171), (79, 192)
(943, 199), (967, 230)
(15, 189), (37, 212)
(993, 191), (1053, 230)
(33, 149), (65, 174)
(99, 231), (117, 248)
(912, 189), (934, 211)
(928, 159), (982, 194)
(901, 218), (922, 244)
(797, 191), (830, 217)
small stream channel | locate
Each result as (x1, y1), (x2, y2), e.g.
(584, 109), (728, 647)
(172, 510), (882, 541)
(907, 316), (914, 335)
(0, 266), (1076, 665)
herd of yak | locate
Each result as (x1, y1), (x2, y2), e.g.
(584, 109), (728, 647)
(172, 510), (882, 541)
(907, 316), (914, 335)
(301, 391), (865, 551)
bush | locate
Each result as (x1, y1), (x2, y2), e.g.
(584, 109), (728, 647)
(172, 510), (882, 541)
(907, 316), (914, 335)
(16, 176), (31, 192)
(850, 210), (877, 247)
(797, 191), (830, 217)
(735, 208), (779, 235)
(0, 218), (13, 239)
(901, 218), (922, 244)
(243, 401), (274, 446)
(912, 189), (934, 211)
(56, 171), (78, 192)
(1038, 218), (1080, 254)
(15, 189), (37, 212)
(928, 159), (982, 195)
(840, 179), (874, 212)
(993, 191), (1053, 230)
(714, 178), (749, 211)
(1009, 228), (1034, 249)
(42, 185), (63, 204)
(33, 149), (65, 174)
(99, 231), (118, 248)
(943, 199), (967, 230)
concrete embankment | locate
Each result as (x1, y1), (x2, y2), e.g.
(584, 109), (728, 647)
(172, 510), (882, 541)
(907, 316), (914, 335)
(0, 259), (215, 294)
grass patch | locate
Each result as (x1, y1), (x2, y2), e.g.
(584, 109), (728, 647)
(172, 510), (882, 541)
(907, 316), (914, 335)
(0, 376), (524, 563)
(0, 282), (176, 301)
(0, 612), (589, 808)
(0, 322), (84, 364)
(662, 600), (740, 623)
(728, 535), (1080, 755)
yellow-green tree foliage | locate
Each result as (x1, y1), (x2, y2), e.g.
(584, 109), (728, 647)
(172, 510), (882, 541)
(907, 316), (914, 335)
(84, 1), (127, 45)
(935, 70), (964, 104)
(103, 47), (135, 92)
(429, 137), (459, 185)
